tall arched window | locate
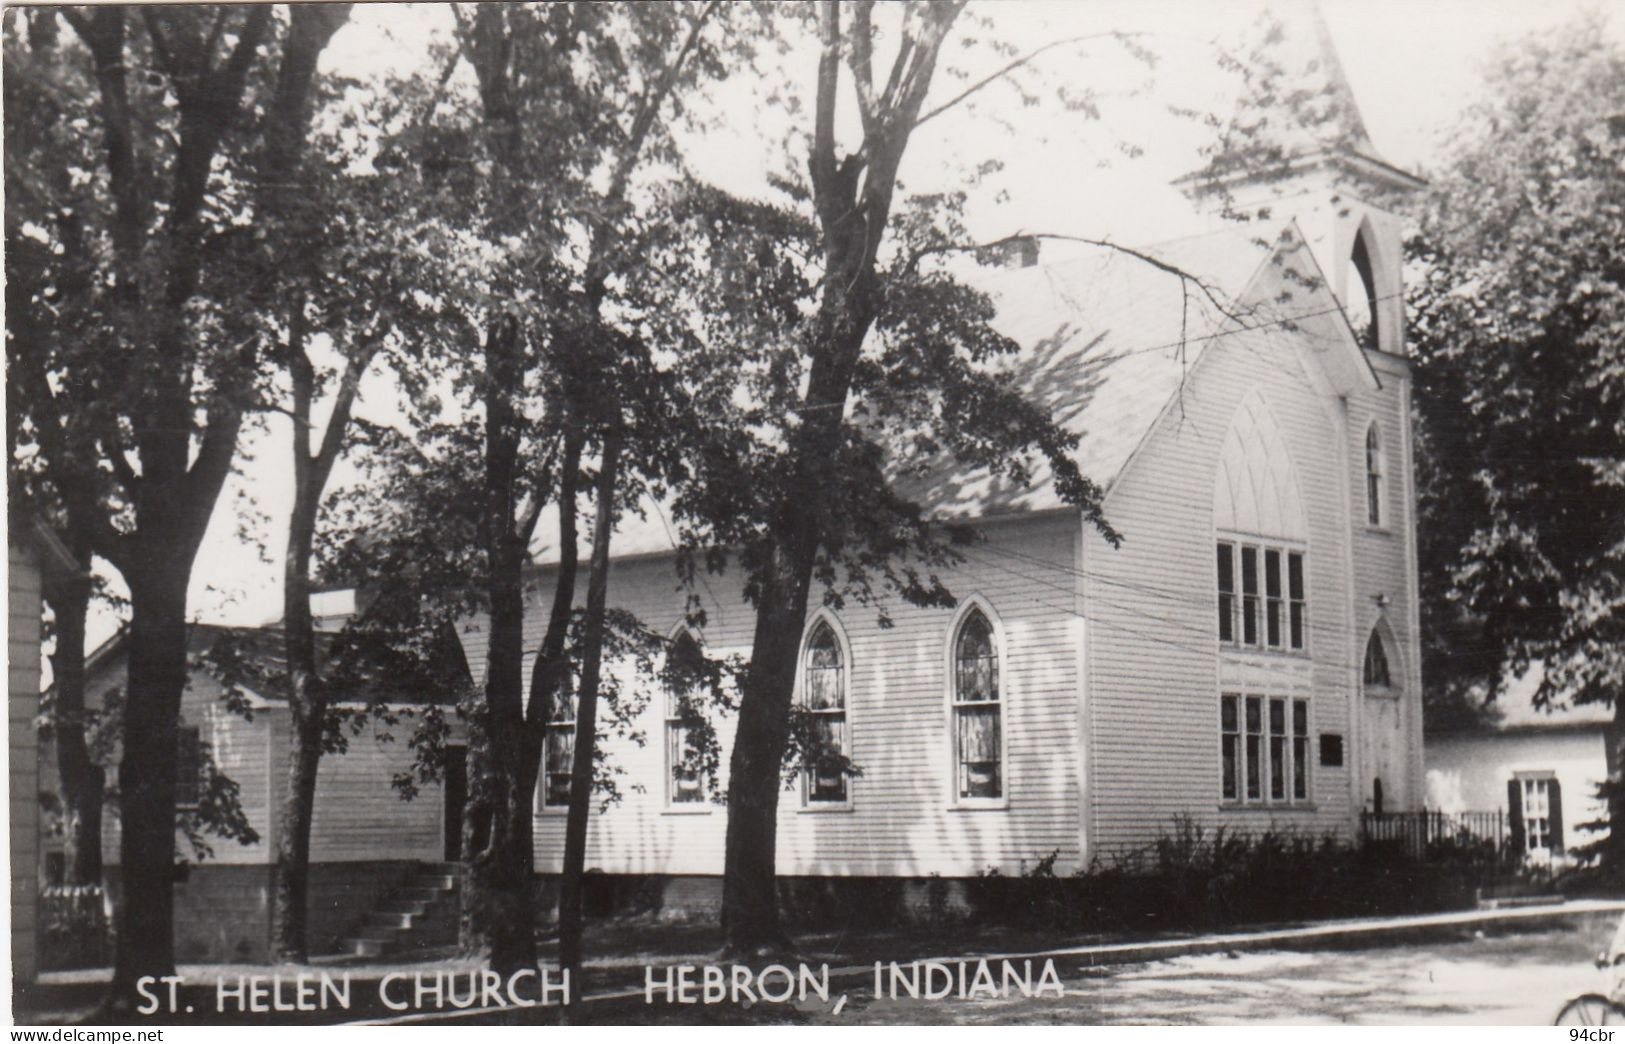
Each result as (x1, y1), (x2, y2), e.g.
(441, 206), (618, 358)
(1365, 422), (1385, 527)
(1347, 226), (1380, 350)
(665, 630), (709, 806)
(952, 607), (1003, 801)
(1213, 395), (1308, 652)
(801, 620), (848, 804)
(1363, 628), (1392, 689)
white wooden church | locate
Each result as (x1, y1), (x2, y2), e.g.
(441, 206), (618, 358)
(458, 18), (1429, 890)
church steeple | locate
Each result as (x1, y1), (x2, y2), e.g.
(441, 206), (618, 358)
(1175, 0), (1425, 356)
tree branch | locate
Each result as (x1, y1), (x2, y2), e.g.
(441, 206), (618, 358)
(905, 231), (1250, 327)
(912, 30), (1139, 130)
(810, 1), (843, 226)
(847, 0), (879, 138)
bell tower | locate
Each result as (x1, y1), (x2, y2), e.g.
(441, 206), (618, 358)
(1175, 1), (1426, 356)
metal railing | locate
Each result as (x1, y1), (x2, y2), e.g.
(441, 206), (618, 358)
(1360, 809), (1510, 859)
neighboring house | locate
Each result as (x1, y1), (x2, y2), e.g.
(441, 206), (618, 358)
(456, 20), (1428, 904)
(40, 592), (468, 961)
(1426, 672), (1612, 863)
(8, 516), (80, 986)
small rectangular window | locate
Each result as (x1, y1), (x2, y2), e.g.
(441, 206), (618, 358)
(1269, 698), (1287, 801)
(1220, 695), (1239, 801)
(1264, 549), (1282, 649)
(1292, 699), (1310, 801)
(1241, 546), (1259, 646)
(1216, 543), (1236, 644)
(1287, 552), (1306, 650)
(1319, 733), (1344, 767)
(1244, 696), (1262, 801)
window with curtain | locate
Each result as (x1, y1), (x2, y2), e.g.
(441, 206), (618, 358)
(953, 609), (1002, 801)
(801, 622), (847, 803)
(666, 630), (708, 805)
(542, 686), (575, 808)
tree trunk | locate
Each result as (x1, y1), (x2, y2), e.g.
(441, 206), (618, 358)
(464, 309), (539, 977)
(109, 561), (190, 1005)
(46, 567), (104, 886)
(463, 559), (537, 977)
(558, 431), (621, 1011)
(271, 692), (323, 962)
(720, 271), (877, 956)
(720, 589), (808, 957)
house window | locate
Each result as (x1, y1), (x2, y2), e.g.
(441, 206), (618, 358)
(665, 630), (708, 806)
(801, 622), (848, 804)
(542, 686), (575, 808)
(176, 725), (202, 809)
(1220, 693), (1311, 805)
(1511, 775), (1564, 855)
(1366, 423), (1385, 526)
(1363, 630), (1392, 688)
(1217, 541), (1306, 652)
(952, 608), (1001, 801)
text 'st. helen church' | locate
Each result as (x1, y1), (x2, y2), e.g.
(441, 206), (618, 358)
(467, 13), (1428, 895)
(53, 7), (1429, 961)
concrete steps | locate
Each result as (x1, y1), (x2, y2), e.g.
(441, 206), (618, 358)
(342, 863), (461, 958)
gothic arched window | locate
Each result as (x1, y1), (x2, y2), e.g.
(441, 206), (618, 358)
(801, 620), (848, 804)
(952, 607), (1002, 801)
(1213, 395), (1308, 652)
(665, 629), (709, 805)
(1363, 629), (1393, 689)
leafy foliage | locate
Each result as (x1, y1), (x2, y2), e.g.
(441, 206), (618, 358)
(1409, 16), (1625, 719)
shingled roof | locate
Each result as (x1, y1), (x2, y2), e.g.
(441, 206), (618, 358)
(532, 223), (1288, 565)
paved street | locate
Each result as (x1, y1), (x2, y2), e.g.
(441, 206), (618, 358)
(813, 916), (1620, 1025)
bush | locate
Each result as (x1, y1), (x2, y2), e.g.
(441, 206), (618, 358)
(962, 816), (1490, 933)
(40, 884), (111, 970)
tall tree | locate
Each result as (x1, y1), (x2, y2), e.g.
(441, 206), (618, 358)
(5, 5), (347, 1004)
(668, 1), (1132, 955)
(247, 2), (473, 961)
(1408, 18), (1625, 857)
(324, 2), (739, 979)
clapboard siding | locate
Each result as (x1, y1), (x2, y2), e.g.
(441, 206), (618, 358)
(306, 713), (449, 863)
(100, 666), (274, 865)
(11, 541), (44, 980)
(1079, 256), (1420, 856)
(1350, 352), (1426, 810)
(456, 513), (1086, 877)
(95, 659), (454, 866)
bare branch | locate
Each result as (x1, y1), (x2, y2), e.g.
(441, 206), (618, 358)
(905, 231), (1250, 327)
(913, 31), (1142, 130)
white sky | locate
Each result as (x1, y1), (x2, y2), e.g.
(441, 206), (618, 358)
(77, 0), (1624, 650)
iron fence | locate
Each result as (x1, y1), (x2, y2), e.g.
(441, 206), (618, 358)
(1360, 809), (1510, 860)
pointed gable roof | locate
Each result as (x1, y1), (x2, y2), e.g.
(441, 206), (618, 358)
(533, 222), (1374, 563)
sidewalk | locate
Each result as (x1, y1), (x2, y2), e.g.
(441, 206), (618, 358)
(20, 900), (1623, 1025)
(358, 898), (1625, 1025)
